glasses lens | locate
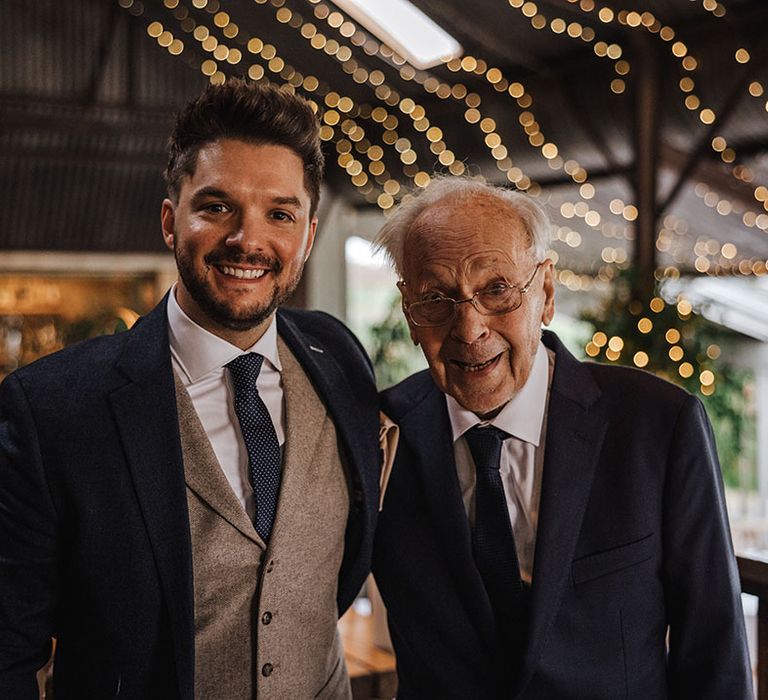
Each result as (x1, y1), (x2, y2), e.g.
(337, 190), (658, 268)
(409, 299), (455, 326)
(476, 286), (521, 315)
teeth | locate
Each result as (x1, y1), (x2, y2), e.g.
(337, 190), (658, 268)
(457, 357), (496, 372)
(220, 266), (267, 280)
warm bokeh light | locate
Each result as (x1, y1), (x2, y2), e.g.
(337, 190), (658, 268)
(633, 351), (649, 368)
(669, 346), (684, 362)
(637, 318), (653, 333)
(593, 331), (608, 347)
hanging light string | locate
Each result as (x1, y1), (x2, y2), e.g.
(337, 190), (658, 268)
(139, 0), (434, 204)
(556, 2), (768, 257)
(118, 0), (767, 279)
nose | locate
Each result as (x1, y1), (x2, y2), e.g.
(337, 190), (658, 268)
(225, 210), (265, 251)
(449, 299), (490, 345)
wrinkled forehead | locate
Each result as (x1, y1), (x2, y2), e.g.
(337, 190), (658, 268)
(402, 194), (534, 283)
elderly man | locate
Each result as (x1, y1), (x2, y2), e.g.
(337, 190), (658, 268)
(372, 178), (751, 699)
(0, 80), (380, 699)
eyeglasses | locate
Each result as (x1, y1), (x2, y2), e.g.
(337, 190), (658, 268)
(398, 262), (544, 328)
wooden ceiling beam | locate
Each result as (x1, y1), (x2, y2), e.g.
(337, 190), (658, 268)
(632, 33), (661, 299)
(659, 144), (759, 210)
(555, 76), (623, 173)
(656, 45), (768, 217)
(82, 4), (122, 105)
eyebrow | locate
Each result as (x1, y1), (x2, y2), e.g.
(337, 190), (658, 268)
(189, 188), (304, 209)
(190, 187), (229, 205)
(271, 196), (303, 209)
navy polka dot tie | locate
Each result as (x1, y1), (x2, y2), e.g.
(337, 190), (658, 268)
(226, 353), (281, 542)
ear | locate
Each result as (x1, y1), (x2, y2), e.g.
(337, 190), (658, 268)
(540, 258), (556, 326)
(303, 216), (318, 262)
(161, 199), (176, 251)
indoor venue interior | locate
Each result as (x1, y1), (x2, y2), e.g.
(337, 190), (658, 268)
(2, 0), (767, 697)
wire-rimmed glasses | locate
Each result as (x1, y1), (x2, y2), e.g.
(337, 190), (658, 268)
(398, 261), (544, 327)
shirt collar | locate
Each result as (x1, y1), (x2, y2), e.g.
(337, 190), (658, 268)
(166, 284), (282, 383)
(446, 340), (549, 447)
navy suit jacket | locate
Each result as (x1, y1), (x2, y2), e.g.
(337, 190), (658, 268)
(373, 330), (751, 699)
(0, 297), (380, 700)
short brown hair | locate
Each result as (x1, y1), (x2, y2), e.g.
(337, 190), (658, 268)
(165, 79), (325, 216)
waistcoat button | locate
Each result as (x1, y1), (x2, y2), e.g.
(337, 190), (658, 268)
(262, 663), (273, 677)
(262, 611), (272, 625)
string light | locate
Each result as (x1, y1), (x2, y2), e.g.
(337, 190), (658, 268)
(561, 0), (747, 188)
(583, 291), (724, 395)
(122, 0), (768, 261)
(145, 19), (185, 56)
(278, 1), (467, 198)
(289, 0), (623, 230)
(308, 0), (566, 195)
(164, 2), (425, 208)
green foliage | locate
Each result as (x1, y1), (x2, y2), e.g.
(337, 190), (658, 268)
(368, 295), (426, 389)
(580, 270), (754, 489)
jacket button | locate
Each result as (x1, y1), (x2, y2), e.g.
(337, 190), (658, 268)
(262, 663), (273, 677)
(261, 611), (272, 625)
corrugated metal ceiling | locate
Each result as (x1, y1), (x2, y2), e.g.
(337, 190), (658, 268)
(1, 0), (766, 282)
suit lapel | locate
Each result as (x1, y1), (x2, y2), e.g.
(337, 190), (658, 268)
(395, 374), (499, 653)
(269, 336), (328, 544)
(173, 372), (262, 546)
(276, 312), (378, 554)
(518, 333), (608, 688)
(109, 297), (195, 700)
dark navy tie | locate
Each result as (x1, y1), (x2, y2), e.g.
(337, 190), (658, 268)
(226, 353), (281, 542)
(465, 425), (525, 650)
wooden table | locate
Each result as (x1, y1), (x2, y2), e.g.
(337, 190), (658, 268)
(340, 607), (397, 700)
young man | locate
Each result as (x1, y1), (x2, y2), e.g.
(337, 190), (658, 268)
(0, 80), (380, 699)
(373, 177), (751, 699)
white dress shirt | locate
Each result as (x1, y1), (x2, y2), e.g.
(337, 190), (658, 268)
(167, 287), (285, 519)
(447, 341), (552, 583)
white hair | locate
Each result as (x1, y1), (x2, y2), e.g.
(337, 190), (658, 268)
(373, 176), (552, 277)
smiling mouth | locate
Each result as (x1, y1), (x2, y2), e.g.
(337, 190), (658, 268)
(451, 353), (502, 372)
(216, 265), (269, 280)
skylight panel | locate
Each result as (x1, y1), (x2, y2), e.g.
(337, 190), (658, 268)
(329, 0), (462, 70)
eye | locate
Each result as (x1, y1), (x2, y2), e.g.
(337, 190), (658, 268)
(202, 202), (229, 214)
(271, 210), (295, 222)
(483, 282), (512, 297)
(420, 291), (449, 304)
